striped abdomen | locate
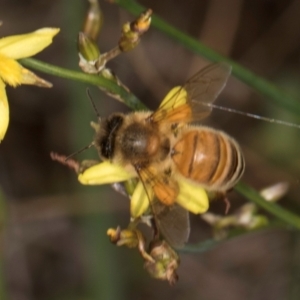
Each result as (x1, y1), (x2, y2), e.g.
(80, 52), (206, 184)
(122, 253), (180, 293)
(171, 127), (244, 191)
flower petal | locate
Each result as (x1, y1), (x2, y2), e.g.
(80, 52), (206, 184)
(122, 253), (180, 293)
(78, 161), (134, 185)
(176, 179), (209, 214)
(0, 79), (9, 141)
(0, 53), (22, 86)
(131, 181), (151, 218)
(0, 28), (60, 59)
(20, 67), (52, 87)
(159, 86), (187, 109)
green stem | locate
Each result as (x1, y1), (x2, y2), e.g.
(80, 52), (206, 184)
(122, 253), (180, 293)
(235, 182), (300, 229)
(182, 223), (283, 253)
(19, 58), (146, 111)
(114, 0), (300, 117)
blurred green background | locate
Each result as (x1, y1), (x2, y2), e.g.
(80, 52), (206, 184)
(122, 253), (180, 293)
(1, 0), (300, 299)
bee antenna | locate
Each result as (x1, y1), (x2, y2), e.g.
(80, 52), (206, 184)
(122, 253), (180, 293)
(86, 88), (101, 122)
(205, 103), (300, 130)
(65, 142), (94, 161)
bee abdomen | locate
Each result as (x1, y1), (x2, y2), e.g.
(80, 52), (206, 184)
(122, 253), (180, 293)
(172, 128), (244, 191)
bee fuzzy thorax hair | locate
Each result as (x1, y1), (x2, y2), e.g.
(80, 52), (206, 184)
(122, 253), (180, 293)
(93, 111), (170, 167)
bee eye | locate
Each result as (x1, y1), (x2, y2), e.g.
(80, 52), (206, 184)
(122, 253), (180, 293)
(95, 114), (124, 159)
(100, 139), (112, 159)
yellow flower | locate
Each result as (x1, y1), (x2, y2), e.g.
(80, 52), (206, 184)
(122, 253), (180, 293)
(0, 28), (60, 141)
(78, 161), (209, 218)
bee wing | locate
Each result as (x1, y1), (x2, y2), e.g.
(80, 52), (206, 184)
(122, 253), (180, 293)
(150, 62), (232, 124)
(137, 165), (179, 206)
(153, 200), (190, 248)
(135, 165), (190, 247)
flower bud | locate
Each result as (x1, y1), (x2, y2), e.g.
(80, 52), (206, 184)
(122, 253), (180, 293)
(107, 227), (139, 248)
(118, 9), (152, 52)
(144, 240), (179, 285)
(82, 0), (103, 41)
(78, 32), (100, 62)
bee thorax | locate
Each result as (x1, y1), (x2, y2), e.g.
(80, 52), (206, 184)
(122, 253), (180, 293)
(120, 123), (163, 161)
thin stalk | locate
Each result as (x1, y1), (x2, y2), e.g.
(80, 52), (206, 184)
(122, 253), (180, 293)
(182, 223), (284, 253)
(19, 58), (146, 111)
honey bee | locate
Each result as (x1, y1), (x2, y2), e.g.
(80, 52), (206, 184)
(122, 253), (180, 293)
(87, 63), (245, 247)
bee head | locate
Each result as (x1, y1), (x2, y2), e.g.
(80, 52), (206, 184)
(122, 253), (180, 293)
(93, 113), (125, 160)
